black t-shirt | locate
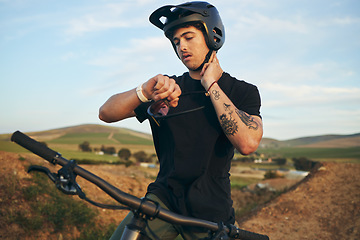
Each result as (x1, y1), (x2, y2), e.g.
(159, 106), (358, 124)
(135, 72), (261, 224)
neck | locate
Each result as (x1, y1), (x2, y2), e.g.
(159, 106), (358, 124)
(189, 69), (202, 80)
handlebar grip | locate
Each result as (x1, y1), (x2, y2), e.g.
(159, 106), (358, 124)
(236, 228), (269, 240)
(11, 131), (59, 163)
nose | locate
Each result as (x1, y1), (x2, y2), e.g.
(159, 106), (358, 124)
(179, 39), (187, 52)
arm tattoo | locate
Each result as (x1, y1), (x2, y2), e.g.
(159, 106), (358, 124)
(223, 103), (231, 111)
(219, 114), (238, 136)
(211, 90), (238, 135)
(220, 104), (238, 135)
(211, 89), (220, 100)
(235, 109), (259, 130)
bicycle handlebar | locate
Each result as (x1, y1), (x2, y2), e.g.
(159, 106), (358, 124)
(11, 130), (59, 164)
(11, 130), (269, 240)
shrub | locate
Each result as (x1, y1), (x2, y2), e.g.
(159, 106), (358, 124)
(133, 151), (148, 162)
(118, 148), (131, 160)
(264, 170), (283, 179)
(79, 141), (92, 152)
(10, 171), (97, 234)
(101, 145), (116, 155)
(273, 158), (287, 165)
(293, 157), (318, 171)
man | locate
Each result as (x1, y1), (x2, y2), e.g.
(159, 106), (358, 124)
(99, 2), (263, 239)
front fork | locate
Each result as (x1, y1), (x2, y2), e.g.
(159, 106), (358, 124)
(121, 214), (151, 240)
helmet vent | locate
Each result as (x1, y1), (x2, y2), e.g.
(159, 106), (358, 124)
(213, 27), (223, 37)
(160, 16), (167, 25)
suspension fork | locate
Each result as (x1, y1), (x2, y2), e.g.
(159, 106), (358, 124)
(121, 213), (151, 240)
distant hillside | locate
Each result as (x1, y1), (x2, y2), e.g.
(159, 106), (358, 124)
(0, 124), (153, 146)
(260, 133), (360, 148)
(1, 124), (359, 149)
(27, 124), (152, 141)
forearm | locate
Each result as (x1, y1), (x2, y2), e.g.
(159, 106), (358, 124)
(99, 88), (139, 123)
(99, 75), (181, 123)
(208, 83), (263, 155)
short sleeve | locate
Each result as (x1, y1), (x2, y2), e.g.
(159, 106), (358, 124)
(240, 84), (262, 118)
(134, 102), (151, 123)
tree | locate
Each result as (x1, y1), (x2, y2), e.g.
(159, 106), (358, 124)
(101, 145), (116, 155)
(133, 151), (148, 163)
(118, 148), (131, 160)
(273, 158), (287, 165)
(293, 157), (318, 171)
(79, 141), (92, 152)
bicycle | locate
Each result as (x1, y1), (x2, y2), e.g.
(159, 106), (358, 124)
(11, 130), (269, 240)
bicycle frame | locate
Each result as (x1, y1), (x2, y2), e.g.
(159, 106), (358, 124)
(11, 131), (269, 240)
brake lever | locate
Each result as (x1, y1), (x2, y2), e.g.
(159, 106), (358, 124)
(209, 222), (230, 240)
(28, 165), (57, 183)
(56, 160), (82, 196)
(27, 161), (82, 196)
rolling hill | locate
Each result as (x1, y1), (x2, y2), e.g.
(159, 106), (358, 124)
(0, 124), (152, 145)
(1, 124), (359, 149)
(259, 133), (360, 148)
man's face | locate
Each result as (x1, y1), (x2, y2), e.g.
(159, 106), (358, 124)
(172, 26), (209, 71)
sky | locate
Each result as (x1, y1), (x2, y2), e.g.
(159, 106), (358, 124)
(1, 0), (359, 140)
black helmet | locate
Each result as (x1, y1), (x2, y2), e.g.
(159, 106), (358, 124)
(149, 1), (225, 51)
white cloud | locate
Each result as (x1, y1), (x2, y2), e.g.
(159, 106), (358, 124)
(65, 15), (129, 37)
(86, 36), (169, 66)
(82, 35), (179, 95)
(63, 2), (151, 39)
(235, 13), (308, 34)
(261, 83), (360, 107)
(319, 16), (360, 26)
(247, 59), (358, 88)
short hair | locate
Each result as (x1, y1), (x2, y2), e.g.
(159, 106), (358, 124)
(166, 22), (206, 41)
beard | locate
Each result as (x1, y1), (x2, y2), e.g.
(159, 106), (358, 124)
(186, 63), (202, 71)
(183, 55), (206, 71)
(184, 50), (212, 72)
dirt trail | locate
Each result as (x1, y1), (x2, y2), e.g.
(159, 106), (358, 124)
(238, 162), (360, 240)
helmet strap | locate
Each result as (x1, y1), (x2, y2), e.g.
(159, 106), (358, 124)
(194, 50), (213, 72)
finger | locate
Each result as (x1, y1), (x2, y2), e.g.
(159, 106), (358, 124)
(143, 75), (164, 98)
(153, 75), (167, 92)
(158, 83), (174, 99)
(213, 54), (218, 63)
(200, 62), (210, 76)
(209, 51), (216, 63)
(168, 85), (181, 107)
(153, 78), (177, 101)
(155, 80), (170, 94)
(214, 54), (221, 66)
(168, 98), (180, 108)
(167, 84), (181, 101)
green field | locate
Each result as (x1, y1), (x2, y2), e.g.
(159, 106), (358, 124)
(257, 147), (360, 163)
(1, 125), (359, 164)
(0, 129), (155, 163)
(47, 132), (153, 145)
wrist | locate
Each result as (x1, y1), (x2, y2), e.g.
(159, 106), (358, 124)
(136, 84), (151, 102)
(206, 80), (218, 93)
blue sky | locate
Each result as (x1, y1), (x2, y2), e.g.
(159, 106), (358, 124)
(1, 0), (359, 140)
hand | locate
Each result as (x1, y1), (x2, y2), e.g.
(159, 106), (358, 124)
(142, 74), (181, 107)
(200, 52), (223, 90)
